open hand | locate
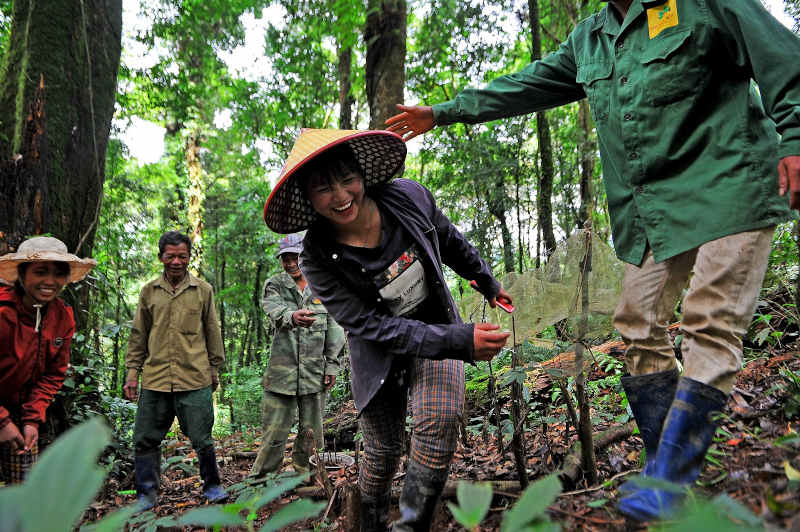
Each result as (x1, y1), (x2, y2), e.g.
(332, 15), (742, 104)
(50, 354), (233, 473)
(779, 155), (800, 210)
(473, 323), (511, 362)
(292, 309), (316, 328)
(123, 369), (140, 401)
(22, 424), (38, 453)
(385, 104), (435, 142)
(0, 421), (24, 452)
(324, 374), (336, 391)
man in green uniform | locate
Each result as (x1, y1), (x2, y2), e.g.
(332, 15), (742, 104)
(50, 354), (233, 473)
(386, 0), (800, 521)
(250, 233), (345, 478)
(124, 231), (228, 509)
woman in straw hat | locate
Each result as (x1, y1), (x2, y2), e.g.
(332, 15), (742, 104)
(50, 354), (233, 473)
(264, 129), (512, 531)
(0, 236), (96, 483)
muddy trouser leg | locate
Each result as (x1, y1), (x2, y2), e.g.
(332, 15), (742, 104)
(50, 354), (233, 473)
(618, 227), (774, 521)
(173, 387), (228, 501)
(250, 390), (296, 477)
(294, 391), (324, 473)
(392, 358), (464, 532)
(359, 372), (409, 532)
(133, 389), (177, 502)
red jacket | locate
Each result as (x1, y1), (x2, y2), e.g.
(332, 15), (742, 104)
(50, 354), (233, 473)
(0, 285), (74, 429)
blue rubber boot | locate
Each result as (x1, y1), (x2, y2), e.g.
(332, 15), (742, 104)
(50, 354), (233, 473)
(134, 451), (160, 511)
(618, 369), (679, 494)
(198, 446), (229, 504)
(617, 377), (727, 522)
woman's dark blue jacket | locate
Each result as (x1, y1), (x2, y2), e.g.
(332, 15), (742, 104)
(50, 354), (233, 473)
(300, 178), (500, 413)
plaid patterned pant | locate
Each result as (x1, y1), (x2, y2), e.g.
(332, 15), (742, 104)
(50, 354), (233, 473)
(0, 413), (38, 485)
(358, 357), (464, 496)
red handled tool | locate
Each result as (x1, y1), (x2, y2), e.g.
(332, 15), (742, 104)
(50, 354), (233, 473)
(469, 280), (514, 313)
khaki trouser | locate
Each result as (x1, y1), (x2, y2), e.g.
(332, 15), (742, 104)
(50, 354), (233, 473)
(613, 227), (774, 394)
(250, 391), (324, 477)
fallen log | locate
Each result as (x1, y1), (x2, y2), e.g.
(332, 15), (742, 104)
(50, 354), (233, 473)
(557, 420), (636, 488)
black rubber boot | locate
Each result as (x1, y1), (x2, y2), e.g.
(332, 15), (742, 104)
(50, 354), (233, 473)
(197, 446), (229, 503)
(618, 369), (679, 493)
(134, 451), (161, 511)
(360, 490), (391, 532)
(391, 460), (449, 532)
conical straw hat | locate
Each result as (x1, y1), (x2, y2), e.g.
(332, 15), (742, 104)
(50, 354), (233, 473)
(0, 236), (97, 284)
(263, 129), (406, 233)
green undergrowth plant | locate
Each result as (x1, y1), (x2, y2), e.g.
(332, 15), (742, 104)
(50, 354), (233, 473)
(447, 474), (562, 531)
(0, 418), (323, 532)
(224, 364), (267, 430)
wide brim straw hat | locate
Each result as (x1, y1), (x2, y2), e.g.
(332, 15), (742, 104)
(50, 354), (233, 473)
(0, 236), (98, 284)
(264, 129), (407, 234)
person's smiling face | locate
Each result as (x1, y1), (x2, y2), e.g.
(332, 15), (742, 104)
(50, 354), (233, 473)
(20, 261), (69, 307)
(159, 243), (190, 284)
(306, 170), (367, 229)
(280, 252), (303, 280)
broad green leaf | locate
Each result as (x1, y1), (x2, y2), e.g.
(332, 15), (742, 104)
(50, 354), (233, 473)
(446, 481), (492, 528)
(0, 485), (24, 532)
(20, 417), (110, 532)
(783, 460), (800, 481)
(501, 475), (561, 532)
(177, 505), (247, 526)
(258, 499), (326, 532)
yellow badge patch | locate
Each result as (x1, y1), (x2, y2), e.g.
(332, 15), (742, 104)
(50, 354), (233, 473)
(312, 298), (321, 304)
(647, 0), (679, 39)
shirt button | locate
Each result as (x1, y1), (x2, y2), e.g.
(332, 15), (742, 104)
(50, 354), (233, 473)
(624, 113), (632, 121)
(361, 267), (366, 273)
(628, 152), (638, 160)
(332, 253), (338, 260)
(620, 76), (628, 85)
(616, 40), (624, 49)
(380, 378), (385, 385)
(376, 297), (382, 303)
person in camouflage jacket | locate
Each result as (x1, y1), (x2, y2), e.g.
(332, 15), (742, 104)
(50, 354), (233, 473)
(250, 233), (345, 478)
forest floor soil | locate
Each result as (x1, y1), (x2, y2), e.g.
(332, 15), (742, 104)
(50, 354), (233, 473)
(88, 345), (800, 531)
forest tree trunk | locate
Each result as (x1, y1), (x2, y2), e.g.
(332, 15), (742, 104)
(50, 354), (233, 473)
(0, 0), (122, 338)
(529, 0), (556, 259)
(338, 45), (354, 129)
(577, 99), (596, 226)
(365, 0), (406, 129)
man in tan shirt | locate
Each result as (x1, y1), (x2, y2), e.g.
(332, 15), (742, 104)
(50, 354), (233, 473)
(124, 231), (227, 509)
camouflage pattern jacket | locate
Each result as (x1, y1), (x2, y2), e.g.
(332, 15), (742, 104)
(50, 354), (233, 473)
(261, 272), (345, 396)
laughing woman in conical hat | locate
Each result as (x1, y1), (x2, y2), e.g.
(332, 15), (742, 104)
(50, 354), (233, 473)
(264, 129), (513, 531)
(0, 236), (96, 484)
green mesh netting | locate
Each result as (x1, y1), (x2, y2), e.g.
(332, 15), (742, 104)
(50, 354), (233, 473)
(458, 231), (625, 343)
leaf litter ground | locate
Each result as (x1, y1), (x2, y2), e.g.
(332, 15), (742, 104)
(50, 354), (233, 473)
(83, 346), (799, 531)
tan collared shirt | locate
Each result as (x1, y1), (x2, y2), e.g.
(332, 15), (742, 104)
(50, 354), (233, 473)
(126, 272), (225, 392)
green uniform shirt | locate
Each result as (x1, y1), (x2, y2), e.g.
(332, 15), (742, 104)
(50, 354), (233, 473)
(261, 272), (345, 396)
(126, 273), (225, 392)
(434, 0), (799, 265)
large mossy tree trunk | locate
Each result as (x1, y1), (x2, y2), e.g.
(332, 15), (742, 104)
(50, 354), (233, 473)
(365, 0), (406, 129)
(0, 0), (122, 339)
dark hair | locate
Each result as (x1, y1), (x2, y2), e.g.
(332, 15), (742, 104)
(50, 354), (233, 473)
(17, 261), (70, 279)
(158, 231), (192, 256)
(302, 143), (363, 188)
